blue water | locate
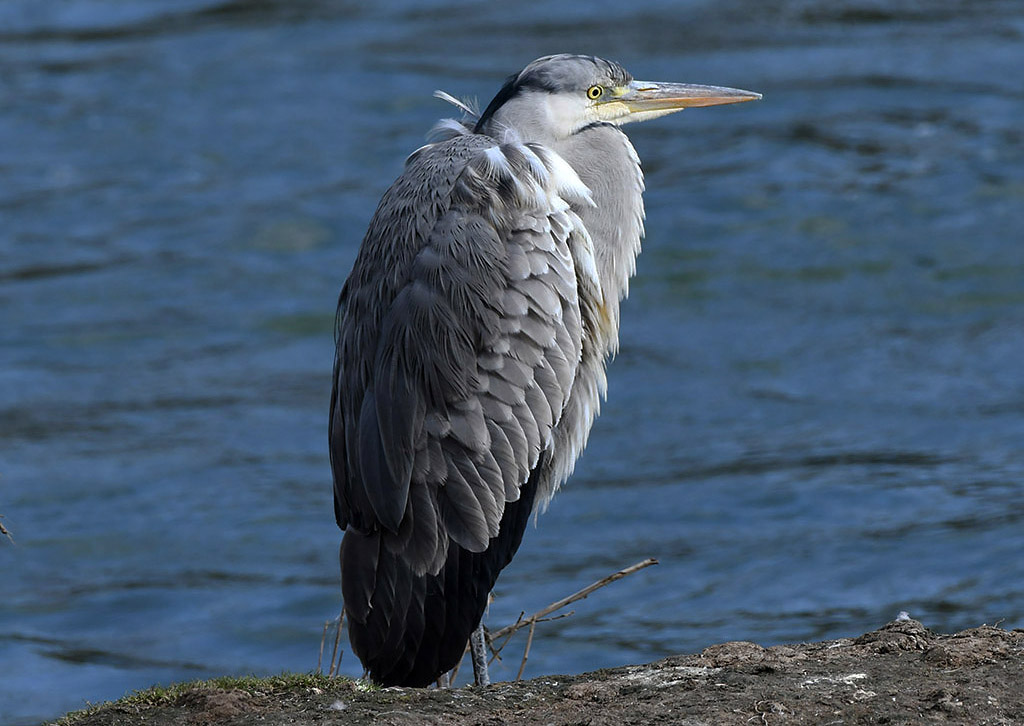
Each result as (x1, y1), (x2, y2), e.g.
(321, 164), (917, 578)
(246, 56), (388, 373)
(3, 1), (1024, 723)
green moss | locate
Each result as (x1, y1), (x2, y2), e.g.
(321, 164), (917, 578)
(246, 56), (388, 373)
(51, 672), (351, 725)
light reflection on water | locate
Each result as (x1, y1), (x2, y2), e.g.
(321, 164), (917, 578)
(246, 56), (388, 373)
(2, 1), (1024, 723)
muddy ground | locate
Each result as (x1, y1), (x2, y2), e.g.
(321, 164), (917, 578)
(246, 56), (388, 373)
(56, 619), (1023, 725)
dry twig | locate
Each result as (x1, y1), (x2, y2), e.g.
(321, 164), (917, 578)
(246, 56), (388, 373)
(478, 557), (659, 678)
(490, 557), (658, 644)
(420, 558), (658, 685)
(490, 611), (525, 664)
(319, 610), (344, 677)
(317, 620), (329, 674)
(517, 620), (537, 681)
(332, 611), (346, 676)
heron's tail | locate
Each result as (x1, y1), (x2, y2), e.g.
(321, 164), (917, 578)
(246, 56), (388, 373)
(341, 462), (541, 686)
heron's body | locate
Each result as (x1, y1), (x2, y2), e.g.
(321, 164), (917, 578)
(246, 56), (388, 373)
(330, 55), (758, 686)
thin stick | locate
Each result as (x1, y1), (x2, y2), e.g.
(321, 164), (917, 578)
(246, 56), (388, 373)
(328, 611), (344, 677)
(532, 611), (574, 625)
(490, 611), (525, 664)
(334, 638), (345, 676)
(333, 611), (346, 676)
(516, 620), (536, 681)
(452, 559), (656, 684)
(317, 620), (329, 674)
(490, 611), (575, 661)
(490, 558), (658, 642)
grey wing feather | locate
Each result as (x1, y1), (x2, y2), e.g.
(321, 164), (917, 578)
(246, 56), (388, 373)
(332, 133), (595, 574)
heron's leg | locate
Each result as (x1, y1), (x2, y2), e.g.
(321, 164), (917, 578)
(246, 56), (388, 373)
(469, 621), (490, 686)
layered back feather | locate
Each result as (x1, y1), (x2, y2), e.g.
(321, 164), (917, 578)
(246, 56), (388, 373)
(332, 63), (646, 686)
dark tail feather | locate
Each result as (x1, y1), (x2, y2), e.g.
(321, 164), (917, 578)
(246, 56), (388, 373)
(341, 460), (542, 687)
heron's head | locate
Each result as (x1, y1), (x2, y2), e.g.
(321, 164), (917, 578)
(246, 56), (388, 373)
(475, 54), (760, 143)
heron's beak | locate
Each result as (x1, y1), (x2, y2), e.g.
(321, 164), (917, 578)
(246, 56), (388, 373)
(604, 80), (761, 123)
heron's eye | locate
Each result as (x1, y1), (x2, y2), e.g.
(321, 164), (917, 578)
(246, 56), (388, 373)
(586, 85), (603, 100)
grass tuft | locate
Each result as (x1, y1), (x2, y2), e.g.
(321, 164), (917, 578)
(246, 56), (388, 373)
(51, 672), (352, 725)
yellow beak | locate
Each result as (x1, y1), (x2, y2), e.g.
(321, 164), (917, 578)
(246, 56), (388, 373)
(619, 80), (762, 112)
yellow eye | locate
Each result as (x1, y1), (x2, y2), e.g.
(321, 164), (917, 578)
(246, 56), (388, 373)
(586, 85), (603, 100)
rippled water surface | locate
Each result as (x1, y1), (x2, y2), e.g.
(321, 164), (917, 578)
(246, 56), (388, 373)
(3, 1), (1024, 723)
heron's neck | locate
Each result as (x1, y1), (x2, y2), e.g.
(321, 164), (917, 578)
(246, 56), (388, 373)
(550, 124), (645, 343)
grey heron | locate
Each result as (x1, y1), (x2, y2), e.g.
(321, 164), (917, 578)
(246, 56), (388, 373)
(329, 54), (759, 687)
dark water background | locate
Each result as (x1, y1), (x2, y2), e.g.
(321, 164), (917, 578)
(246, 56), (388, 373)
(3, 1), (1023, 723)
